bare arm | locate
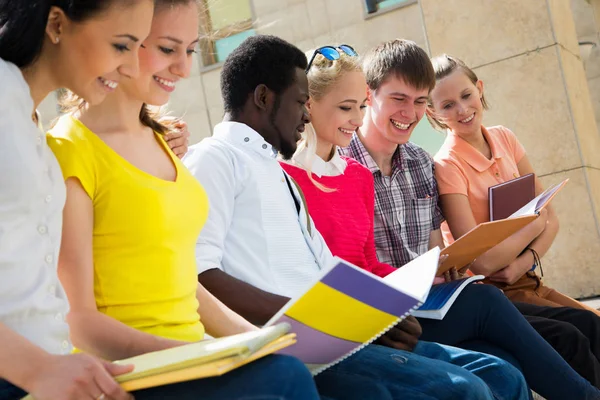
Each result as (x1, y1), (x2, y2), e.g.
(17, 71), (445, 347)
(0, 323), (133, 400)
(196, 283), (258, 337)
(428, 229), (445, 250)
(198, 269), (290, 326)
(59, 178), (185, 361)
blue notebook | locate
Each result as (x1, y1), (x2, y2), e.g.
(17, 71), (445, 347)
(412, 275), (485, 320)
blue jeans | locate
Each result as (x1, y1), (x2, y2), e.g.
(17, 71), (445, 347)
(418, 283), (600, 400)
(315, 342), (529, 400)
(0, 355), (319, 400)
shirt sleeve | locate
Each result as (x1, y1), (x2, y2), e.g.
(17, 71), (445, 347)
(434, 156), (469, 198)
(430, 160), (445, 230)
(362, 170), (397, 277)
(501, 126), (526, 164)
(46, 135), (96, 200)
(183, 143), (236, 275)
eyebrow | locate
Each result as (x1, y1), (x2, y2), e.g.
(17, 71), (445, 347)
(339, 97), (369, 104)
(158, 36), (201, 46)
(113, 34), (139, 42)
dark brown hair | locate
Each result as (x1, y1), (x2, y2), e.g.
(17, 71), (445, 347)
(427, 54), (489, 131)
(362, 39), (435, 93)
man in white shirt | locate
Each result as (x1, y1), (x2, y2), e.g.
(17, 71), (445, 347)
(185, 34), (528, 400)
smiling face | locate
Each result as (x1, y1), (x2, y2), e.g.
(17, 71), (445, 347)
(428, 69), (484, 137)
(117, 1), (200, 105)
(53, 0), (154, 105)
(367, 75), (429, 145)
(268, 68), (310, 160)
(309, 70), (367, 152)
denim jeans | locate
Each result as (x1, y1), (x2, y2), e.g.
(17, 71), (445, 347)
(418, 283), (600, 400)
(316, 342), (529, 400)
(0, 355), (319, 400)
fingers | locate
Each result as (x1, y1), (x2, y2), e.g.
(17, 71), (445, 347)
(95, 361), (133, 400)
(449, 267), (460, 281)
(398, 316), (422, 337)
(384, 327), (419, 350)
(443, 271), (451, 283)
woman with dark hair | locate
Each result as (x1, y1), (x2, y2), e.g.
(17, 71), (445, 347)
(0, 1), (319, 400)
(0, 1), (153, 398)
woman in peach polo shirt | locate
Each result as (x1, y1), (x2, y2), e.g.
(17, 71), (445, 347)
(427, 54), (599, 317)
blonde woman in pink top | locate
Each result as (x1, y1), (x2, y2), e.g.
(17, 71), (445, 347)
(428, 54), (599, 317)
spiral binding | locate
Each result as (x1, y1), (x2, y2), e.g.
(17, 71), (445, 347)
(311, 302), (423, 376)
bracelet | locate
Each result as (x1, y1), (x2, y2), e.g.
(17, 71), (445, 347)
(527, 247), (543, 277)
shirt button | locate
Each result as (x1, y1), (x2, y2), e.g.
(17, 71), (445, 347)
(48, 285), (56, 294)
(36, 136), (43, 146)
(262, 144), (268, 149)
(61, 340), (69, 349)
(244, 137), (250, 142)
(55, 313), (63, 321)
(45, 254), (54, 264)
(45, 195), (52, 203)
(38, 225), (47, 234)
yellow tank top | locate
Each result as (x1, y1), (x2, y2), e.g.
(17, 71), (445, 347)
(48, 116), (206, 342)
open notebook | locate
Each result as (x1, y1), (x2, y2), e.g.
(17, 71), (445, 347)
(509, 179), (568, 218)
(412, 275), (485, 320)
(438, 215), (537, 275)
(22, 323), (295, 397)
(266, 247), (439, 375)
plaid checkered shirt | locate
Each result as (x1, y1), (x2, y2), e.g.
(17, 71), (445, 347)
(341, 133), (444, 268)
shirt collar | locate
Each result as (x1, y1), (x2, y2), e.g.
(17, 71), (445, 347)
(346, 132), (412, 174)
(213, 121), (278, 159)
(292, 147), (347, 177)
(445, 126), (504, 172)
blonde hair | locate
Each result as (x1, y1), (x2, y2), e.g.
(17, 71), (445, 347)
(295, 48), (362, 192)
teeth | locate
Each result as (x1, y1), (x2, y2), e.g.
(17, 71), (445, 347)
(154, 76), (175, 88)
(99, 77), (118, 89)
(460, 114), (475, 123)
(339, 128), (355, 134)
(391, 119), (410, 130)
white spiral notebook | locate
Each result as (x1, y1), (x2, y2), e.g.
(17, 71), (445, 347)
(265, 247), (439, 374)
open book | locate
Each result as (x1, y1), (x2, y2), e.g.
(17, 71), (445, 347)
(509, 179), (568, 218)
(266, 247), (439, 375)
(412, 275), (485, 320)
(438, 215), (537, 275)
(23, 324), (295, 397)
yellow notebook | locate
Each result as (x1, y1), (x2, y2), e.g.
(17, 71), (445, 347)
(23, 323), (295, 397)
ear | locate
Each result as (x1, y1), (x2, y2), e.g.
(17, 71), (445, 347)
(252, 84), (272, 112)
(306, 97), (313, 112)
(476, 79), (484, 99)
(46, 6), (67, 44)
(365, 86), (373, 106)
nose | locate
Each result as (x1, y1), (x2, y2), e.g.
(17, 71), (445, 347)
(400, 103), (416, 119)
(171, 51), (192, 79)
(118, 49), (141, 79)
(302, 105), (310, 123)
(351, 109), (363, 127)
(457, 102), (469, 116)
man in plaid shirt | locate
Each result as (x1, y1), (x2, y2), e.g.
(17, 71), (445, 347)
(340, 39), (445, 269)
(341, 39), (600, 387)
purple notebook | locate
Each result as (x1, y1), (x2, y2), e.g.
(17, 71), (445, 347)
(488, 173), (535, 221)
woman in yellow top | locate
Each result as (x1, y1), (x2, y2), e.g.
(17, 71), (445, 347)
(47, 1), (319, 399)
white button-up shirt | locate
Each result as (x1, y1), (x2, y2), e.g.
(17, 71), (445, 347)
(184, 122), (335, 298)
(0, 58), (71, 354)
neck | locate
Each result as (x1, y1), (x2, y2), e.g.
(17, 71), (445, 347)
(360, 110), (398, 171)
(21, 57), (59, 112)
(315, 137), (335, 161)
(453, 126), (489, 155)
(79, 88), (146, 134)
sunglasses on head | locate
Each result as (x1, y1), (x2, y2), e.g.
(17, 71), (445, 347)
(306, 44), (358, 73)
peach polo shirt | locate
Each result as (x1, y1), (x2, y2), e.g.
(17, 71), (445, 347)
(434, 125), (526, 244)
